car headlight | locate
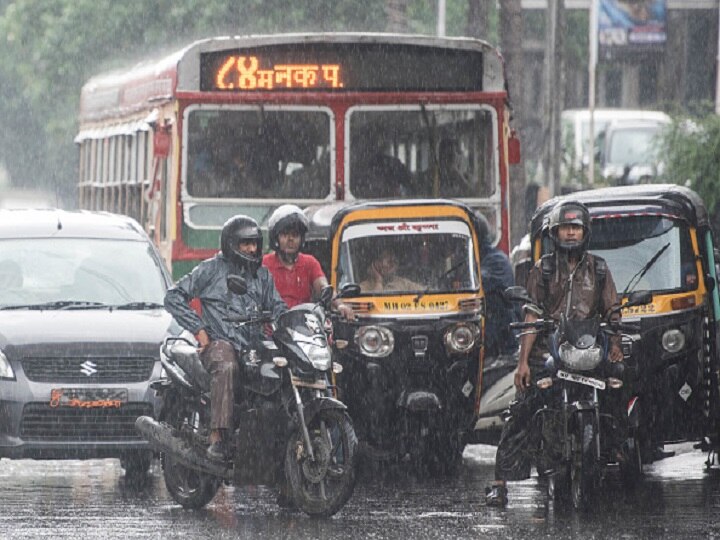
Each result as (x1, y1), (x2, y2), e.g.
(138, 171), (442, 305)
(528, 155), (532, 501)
(355, 326), (394, 358)
(0, 350), (15, 379)
(444, 323), (479, 353)
(662, 329), (685, 353)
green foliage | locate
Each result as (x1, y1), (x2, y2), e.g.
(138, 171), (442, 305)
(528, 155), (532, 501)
(658, 102), (720, 214)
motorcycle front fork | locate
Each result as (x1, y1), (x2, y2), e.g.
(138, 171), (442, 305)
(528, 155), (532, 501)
(561, 387), (601, 461)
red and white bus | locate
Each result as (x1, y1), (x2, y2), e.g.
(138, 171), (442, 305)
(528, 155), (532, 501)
(77, 33), (519, 278)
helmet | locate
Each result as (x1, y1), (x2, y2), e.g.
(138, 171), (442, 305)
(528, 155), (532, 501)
(268, 204), (309, 252)
(220, 215), (263, 274)
(473, 210), (495, 246)
(548, 200), (590, 254)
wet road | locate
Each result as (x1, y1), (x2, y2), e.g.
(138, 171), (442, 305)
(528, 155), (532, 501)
(1, 444), (718, 539)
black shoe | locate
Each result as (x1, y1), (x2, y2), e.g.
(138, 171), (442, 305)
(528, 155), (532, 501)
(485, 484), (508, 507)
(207, 441), (228, 461)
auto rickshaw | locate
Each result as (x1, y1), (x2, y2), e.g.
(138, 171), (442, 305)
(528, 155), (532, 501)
(528, 184), (720, 468)
(305, 199), (486, 473)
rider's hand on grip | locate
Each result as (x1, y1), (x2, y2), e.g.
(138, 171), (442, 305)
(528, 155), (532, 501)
(514, 362), (532, 391)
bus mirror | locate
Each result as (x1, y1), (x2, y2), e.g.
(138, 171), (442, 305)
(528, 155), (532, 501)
(508, 131), (521, 165)
(153, 125), (171, 158)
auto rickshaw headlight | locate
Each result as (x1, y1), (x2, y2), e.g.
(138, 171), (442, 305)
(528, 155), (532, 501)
(355, 326), (394, 358)
(662, 328), (685, 353)
(444, 323), (479, 353)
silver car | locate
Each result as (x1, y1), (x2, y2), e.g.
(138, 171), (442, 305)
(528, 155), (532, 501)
(0, 209), (178, 476)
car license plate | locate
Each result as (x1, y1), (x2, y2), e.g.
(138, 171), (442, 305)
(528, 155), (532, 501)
(556, 370), (606, 390)
(49, 388), (128, 409)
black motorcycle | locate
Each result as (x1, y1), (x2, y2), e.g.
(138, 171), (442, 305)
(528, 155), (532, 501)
(136, 279), (358, 517)
(506, 286), (651, 510)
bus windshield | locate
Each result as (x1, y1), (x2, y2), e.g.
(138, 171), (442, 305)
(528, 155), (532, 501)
(348, 106), (497, 199)
(185, 106), (332, 201)
(337, 219), (479, 295)
(589, 216), (697, 295)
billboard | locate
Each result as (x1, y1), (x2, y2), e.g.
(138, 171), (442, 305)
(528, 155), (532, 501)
(599, 0), (667, 52)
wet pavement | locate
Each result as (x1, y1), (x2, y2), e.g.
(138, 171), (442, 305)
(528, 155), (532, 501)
(0, 444), (718, 539)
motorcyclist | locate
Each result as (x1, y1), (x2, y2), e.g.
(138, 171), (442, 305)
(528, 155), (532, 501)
(485, 200), (622, 506)
(164, 215), (287, 460)
(263, 204), (355, 319)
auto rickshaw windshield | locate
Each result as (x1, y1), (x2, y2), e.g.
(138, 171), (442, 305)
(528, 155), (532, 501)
(337, 219), (479, 294)
(588, 215), (697, 295)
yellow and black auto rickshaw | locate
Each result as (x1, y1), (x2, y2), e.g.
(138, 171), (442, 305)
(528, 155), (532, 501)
(305, 199), (486, 473)
(529, 184), (720, 466)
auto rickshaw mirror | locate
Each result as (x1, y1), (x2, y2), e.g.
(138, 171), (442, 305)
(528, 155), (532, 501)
(503, 285), (532, 303)
(226, 274), (248, 296)
(706, 273), (716, 293)
(626, 290), (652, 308)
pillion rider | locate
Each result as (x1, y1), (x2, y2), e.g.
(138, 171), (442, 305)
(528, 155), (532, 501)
(164, 215), (287, 460)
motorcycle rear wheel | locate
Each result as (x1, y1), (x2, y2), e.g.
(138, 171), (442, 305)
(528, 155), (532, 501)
(161, 407), (221, 509)
(285, 409), (358, 517)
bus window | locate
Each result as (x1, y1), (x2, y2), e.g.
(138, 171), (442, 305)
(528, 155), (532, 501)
(185, 107), (331, 200)
(348, 106), (497, 199)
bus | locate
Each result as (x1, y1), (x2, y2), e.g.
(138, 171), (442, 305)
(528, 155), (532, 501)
(76, 33), (519, 278)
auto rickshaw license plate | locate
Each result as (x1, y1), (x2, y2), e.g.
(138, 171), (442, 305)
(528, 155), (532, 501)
(49, 388), (128, 408)
(557, 370), (606, 390)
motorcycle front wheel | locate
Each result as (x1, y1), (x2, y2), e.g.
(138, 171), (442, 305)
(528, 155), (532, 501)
(570, 411), (598, 511)
(161, 406), (221, 509)
(285, 409), (358, 517)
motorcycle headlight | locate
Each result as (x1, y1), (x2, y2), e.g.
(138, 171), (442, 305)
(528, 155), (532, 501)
(444, 323), (479, 353)
(662, 329), (685, 354)
(355, 326), (394, 358)
(0, 350), (15, 379)
(559, 342), (602, 371)
(306, 344), (332, 371)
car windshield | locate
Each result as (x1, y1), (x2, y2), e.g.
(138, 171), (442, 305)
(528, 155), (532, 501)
(606, 125), (662, 167)
(589, 216), (697, 295)
(337, 219), (479, 295)
(0, 238), (167, 308)
(348, 106), (497, 199)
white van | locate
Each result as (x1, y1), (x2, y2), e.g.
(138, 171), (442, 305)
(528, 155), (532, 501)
(561, 108), (671, 184)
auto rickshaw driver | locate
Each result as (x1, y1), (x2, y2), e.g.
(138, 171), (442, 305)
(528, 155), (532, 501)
(359, 245), (421, 293)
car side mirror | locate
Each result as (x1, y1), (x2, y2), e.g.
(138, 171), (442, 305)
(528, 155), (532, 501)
(226, 274), (248, 296)
(338, 283), (361, 299)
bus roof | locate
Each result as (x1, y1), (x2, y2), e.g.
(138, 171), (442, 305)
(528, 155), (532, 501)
(79, 33), (506, 122)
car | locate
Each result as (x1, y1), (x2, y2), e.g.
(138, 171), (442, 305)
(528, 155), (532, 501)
(561, 108), (670, 185)
(598, 118), (670, 184)
(0, 209), (180, 476)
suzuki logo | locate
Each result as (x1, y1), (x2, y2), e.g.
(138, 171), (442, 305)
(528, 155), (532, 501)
(80, 360), (98, 376)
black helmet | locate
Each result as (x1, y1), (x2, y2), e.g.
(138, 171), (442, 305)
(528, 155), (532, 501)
(220, 215), (263, 274)
(548, 200), (590, 254)
(473, 210), (495, 246)
(268, 204), (309, 252)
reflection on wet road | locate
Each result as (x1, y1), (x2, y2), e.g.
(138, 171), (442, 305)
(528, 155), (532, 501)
(0, 444), (718, 539)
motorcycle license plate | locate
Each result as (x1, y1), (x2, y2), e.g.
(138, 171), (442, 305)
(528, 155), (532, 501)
(49, 388), (128, 409)
(556, 370), (605, 390)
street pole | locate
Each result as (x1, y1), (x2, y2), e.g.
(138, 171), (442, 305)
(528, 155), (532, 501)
(716, 0), (720, 114)
(588, 0), (598, 184)
(437, 0), (446, 37)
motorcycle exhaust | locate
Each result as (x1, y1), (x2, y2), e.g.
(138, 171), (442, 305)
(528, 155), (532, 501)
(135, 416), (231, 480)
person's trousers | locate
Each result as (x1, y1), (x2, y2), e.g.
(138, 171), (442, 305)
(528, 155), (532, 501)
(200, 340), (238, 430)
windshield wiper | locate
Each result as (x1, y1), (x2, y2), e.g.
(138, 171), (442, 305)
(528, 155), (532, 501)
(111, 301), (164, 310)
(413, 259), (468, 303)
(623, 242), (671, 295)
(0, 300), (108, 311)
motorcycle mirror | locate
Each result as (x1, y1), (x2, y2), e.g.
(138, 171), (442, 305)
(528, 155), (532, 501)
(503, 286), (533, 304)
(226, 274), (248, 296)
(338, 283), (361, 299)
(319, 285), (334, 305)
(625, 290), (653, 308)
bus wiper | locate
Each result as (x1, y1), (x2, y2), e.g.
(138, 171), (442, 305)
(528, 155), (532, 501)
(623, 242), (671, 296)
(413, 259), (467, 303)
(112, 301), (164, 310)
(0, 300), (108, 311)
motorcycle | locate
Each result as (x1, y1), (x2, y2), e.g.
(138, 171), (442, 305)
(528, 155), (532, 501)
(135, 278), (359, 517)
(505, 286), (652, 510)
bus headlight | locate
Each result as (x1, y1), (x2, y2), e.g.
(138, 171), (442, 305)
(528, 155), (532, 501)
(0, 350), (15, 379)
(355, 326), (394, 358)
(662, 329), (685, 353)
(444, 323), (479, 353)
